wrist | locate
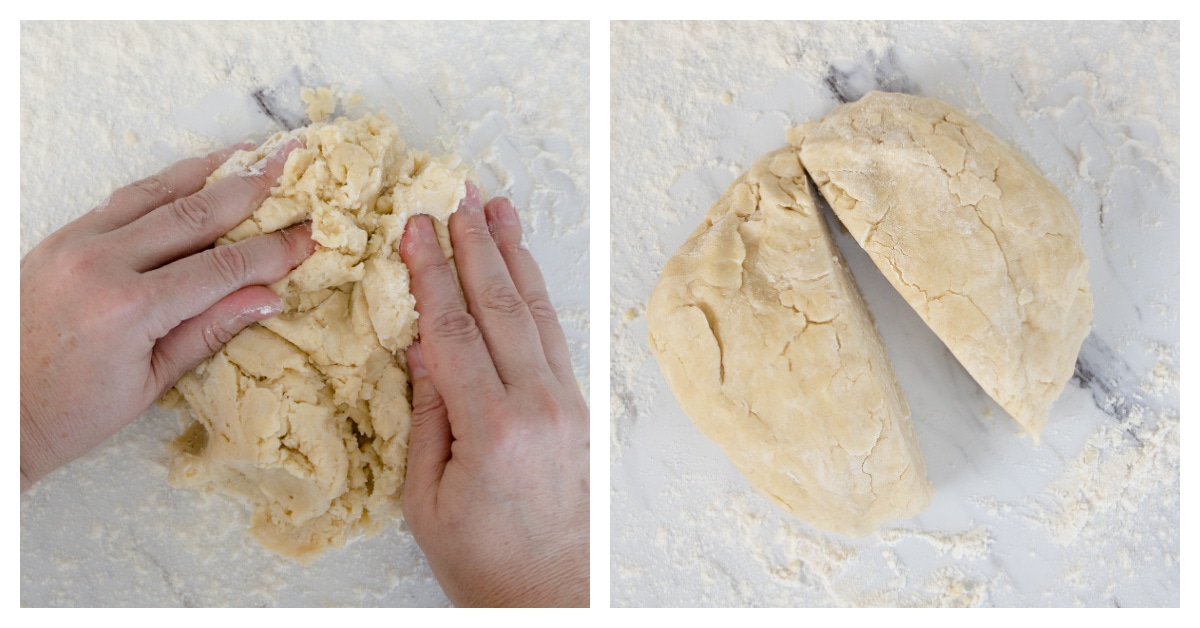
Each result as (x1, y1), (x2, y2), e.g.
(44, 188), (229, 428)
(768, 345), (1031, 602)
(19, 391), (59, 492)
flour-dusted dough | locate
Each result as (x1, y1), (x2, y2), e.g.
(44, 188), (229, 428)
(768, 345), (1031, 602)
(790, 92), (1093, 440)
(165, 110), (469, 561)
(647, 148), (932, 537)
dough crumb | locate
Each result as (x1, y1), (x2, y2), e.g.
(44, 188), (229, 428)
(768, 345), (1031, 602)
(301, 86), (337, 123)
(165, 101), (470, 561)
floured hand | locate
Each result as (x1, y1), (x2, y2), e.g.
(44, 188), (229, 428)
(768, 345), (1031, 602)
(20, 140), (314, 491)
(399, 182), (590, 607)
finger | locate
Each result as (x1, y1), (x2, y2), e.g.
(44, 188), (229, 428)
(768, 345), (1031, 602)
(119, 138), (302, 271)
(146, 285), (283, 400)
(448, 182), (552, 387)
(80, 142), (255, 235)
(401, 342), (452, 523)
(142, 222), (315, 339)
(399, 213), (504, 423)
(484, 195), (576, 389)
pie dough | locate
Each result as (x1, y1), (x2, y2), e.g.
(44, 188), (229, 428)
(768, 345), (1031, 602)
(790, 92), (1092, 440)
(648, 92), (1092, 534)
(163, 105), (469, 560)
(646, 148), (933, 537)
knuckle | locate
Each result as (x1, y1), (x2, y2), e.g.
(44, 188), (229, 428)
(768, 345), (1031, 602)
(476, 282), (528, 317)
(37, 226), (76, 256)
(411, 251), (452, 278)
(486, 419), (521, 451)
(425, 307), (482, 345)
(409, 388), (445, 423)
(525, 295), (561, 328)
(171, 193), (219, 235)
(206, 244), (252, 285)
(244, 168), (277, 192)
(89, 282), (148, 330)
(199, 321), (236, 355)
(533, 388), (570, 424)
(459, 223), (496, 247)
(497, 239), (527, 259)
(54, 244), (96, 278)
(126, 172), (172, 202)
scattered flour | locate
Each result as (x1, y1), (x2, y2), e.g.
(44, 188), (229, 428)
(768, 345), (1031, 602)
(20, 21), (588, 607)
(610, 21), (1178, 607)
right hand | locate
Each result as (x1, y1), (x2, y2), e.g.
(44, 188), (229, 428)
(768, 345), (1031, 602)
(398, 182), (590, 607)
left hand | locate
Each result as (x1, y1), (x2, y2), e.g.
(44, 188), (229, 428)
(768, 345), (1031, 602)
(20, 140), (315, 491)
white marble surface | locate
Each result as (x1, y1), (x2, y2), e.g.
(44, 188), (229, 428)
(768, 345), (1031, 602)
(20, 21), (589, 607)
(610, 21), (1178, 607)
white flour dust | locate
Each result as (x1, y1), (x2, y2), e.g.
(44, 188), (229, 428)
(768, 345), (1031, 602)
(21, 21), (588, 607)
(611, 21), (1178, 607)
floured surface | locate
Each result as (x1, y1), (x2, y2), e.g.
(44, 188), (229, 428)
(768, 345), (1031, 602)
(612, 21), (1178, 606)
(21, 21), (588, 607)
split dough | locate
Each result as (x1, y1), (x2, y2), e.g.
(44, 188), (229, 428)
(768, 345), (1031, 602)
(791, 92), (1092, 440)
(648, 92), (1091, 535)
(163, 103), (469, 560)
(646, 148), (933, 537)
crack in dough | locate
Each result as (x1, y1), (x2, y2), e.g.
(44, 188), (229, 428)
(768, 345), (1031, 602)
(162, 108), (469, 561)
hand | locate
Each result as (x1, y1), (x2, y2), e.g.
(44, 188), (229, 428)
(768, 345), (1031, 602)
(399, 182), (589, 607)
(20, 140), (316, 491)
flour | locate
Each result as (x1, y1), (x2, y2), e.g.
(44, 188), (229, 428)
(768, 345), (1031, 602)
(21, 21), (588, 607)
(878, 527), (993, 561)
(611, 21), (1178, 607)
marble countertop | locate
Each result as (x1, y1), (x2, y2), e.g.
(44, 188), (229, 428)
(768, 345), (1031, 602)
(20, 21), (589, 607)
(610, 21), (1179, 607)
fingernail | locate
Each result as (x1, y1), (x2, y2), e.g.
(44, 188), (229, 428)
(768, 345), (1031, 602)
(240, 138), (301, 178)
(407, 342), (428, 378)
(492, 197), (519, 227)
(400, 216), (433, 256)
(459, 180), (483, 215)
(285, 221), (318, 259)
(417, 215), (438, 243)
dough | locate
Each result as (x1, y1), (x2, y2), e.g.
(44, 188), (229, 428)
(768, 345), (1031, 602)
(301, 86), (336, 124)
(790, 92), (1093, 440)
(646, 148), (933, 537)
(164, 108), (469, 560)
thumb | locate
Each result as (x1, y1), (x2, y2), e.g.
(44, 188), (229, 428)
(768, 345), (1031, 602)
(147, 285), (282, 401)
(402, 341), (452, 522)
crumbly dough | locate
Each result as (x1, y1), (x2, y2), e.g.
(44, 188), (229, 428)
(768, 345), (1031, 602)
(164, 109), (468, 561)
(301, 86), (336, 124)
(646, 148), (933, 537)
(790, 92), (1093, 440)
